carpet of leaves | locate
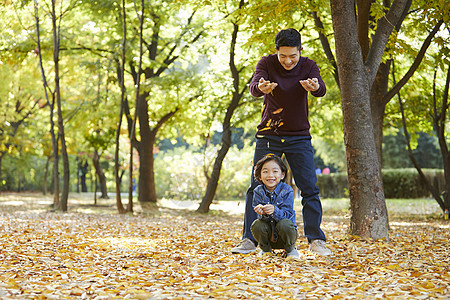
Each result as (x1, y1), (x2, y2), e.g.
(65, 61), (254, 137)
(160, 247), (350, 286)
(0, 193), (448, 299)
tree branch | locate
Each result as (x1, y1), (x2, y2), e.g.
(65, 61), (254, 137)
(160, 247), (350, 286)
(382, 20), (444, 106)
(311, 11), (339, 87)
(153, 95), (199, 134)
(396, 62), (445, 210)
(365, 0), (409, 85)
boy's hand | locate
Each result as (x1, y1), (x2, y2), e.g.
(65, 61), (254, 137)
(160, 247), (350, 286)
(254, 204), (264, 215)
(300, 77), (319, 92)
(262, 204), (275, 215)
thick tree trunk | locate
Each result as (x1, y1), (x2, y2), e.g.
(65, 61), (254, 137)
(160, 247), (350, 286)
(331, 0), (389, 240)
(137, 93), (158, 204)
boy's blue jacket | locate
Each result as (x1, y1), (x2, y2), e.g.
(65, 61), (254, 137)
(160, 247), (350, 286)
(252, 181), (296, 227)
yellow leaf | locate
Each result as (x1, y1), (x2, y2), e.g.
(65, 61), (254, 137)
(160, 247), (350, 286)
(272, 108), (283, 114)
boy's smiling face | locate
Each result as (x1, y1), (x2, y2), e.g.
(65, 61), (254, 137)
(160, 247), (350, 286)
(259, 160), (285, 192)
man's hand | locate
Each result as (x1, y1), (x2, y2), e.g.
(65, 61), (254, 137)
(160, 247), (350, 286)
(258, 77), (278, 95)
(300, 77), (319, 92)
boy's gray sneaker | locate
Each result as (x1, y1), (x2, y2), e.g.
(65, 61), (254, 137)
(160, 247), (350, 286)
(231, 238), (257, 254)
(286, 248), (300, 260)
(310, 239), (332, 256)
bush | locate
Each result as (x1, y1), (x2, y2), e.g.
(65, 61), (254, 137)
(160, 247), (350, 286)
(382, 169), (444, 198)
(316, 172), (349, 198)
(317, 168), (444, 199)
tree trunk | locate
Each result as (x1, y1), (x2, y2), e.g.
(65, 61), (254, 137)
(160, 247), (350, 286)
(127, 0), (144, 213)
(197, 125), (232, 213)
(52, 0), (69, 212)
(93, 149), (109, 199)
(43, 156), (50, 195)
(79, 160), (88, 192)
(76, 157), (80, 193)
(114, 85), (126, 213)
(331, 0), (389, 239)
(433, 66), (450, 213)
(51, 109), (59, 209)
(137, 92), (158, 204)
(197, 18), (244, 213)
(34, 1), (59, 208)
(0, 154), (3, 190)
(113, 0), (128, 214)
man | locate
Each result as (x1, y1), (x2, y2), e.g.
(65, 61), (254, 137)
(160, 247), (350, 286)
(231, 28), (331, 256)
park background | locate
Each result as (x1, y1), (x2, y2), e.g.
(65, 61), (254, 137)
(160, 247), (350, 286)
(1, 1), (449, 298)
(1, 0), (449, 212)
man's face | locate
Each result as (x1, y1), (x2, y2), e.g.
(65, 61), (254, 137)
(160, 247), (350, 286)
(277, 46), (301, 70)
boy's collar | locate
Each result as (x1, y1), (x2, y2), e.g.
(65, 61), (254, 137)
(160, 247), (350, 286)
(263, 181), (283, 195)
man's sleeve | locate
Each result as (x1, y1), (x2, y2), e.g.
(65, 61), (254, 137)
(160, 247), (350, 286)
(309, 61), (326, 98)
(249, 57), (268, 98)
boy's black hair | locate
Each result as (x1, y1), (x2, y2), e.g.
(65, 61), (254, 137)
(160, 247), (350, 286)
(254, 154), (288, 183)
(275, 28), (302, 50)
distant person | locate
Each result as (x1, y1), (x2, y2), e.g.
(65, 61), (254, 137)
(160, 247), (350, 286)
(251, 155), (299, 259)
(315, 168), (322, 175)
(231, 28), (331, 256)
(322, 167), (330, 175)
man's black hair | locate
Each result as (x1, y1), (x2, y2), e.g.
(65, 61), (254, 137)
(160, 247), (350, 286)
(275, 28), (301, 50)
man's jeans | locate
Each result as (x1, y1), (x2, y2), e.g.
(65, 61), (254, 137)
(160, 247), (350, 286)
(242, 135), (326, 243)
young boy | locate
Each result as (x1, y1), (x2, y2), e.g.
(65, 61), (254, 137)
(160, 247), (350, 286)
(251, 154), (299, 259)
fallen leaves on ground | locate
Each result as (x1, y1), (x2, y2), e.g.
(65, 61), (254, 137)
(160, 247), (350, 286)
(0, 194), (448, 299)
